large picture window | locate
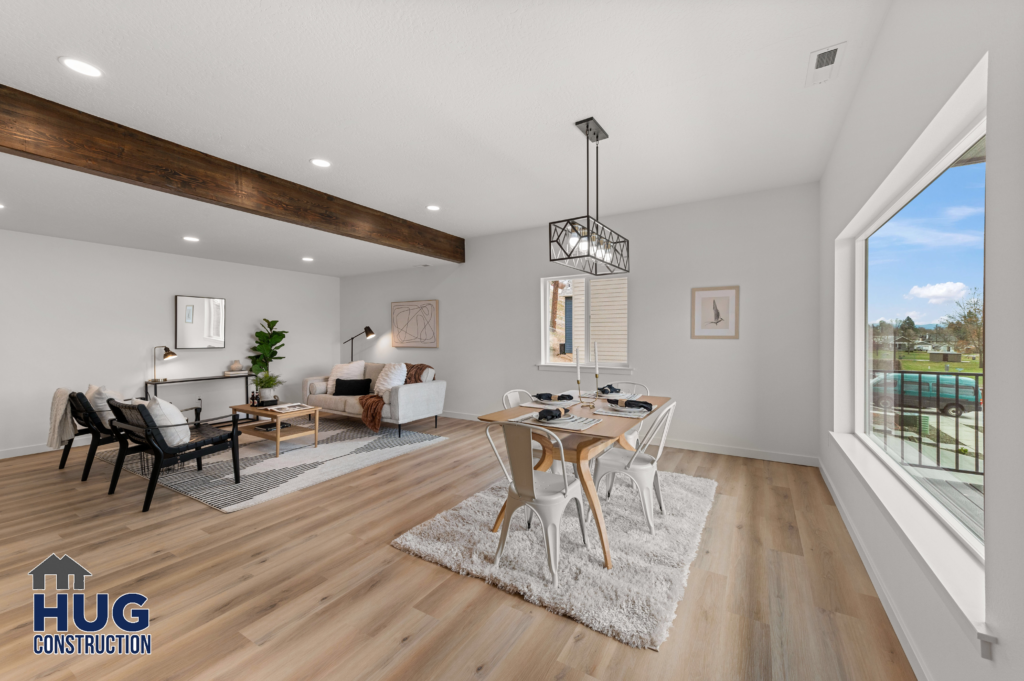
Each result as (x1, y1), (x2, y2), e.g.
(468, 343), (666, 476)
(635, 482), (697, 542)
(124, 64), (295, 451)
(865, 135), (985, 541)
(543, 277), (628, 366)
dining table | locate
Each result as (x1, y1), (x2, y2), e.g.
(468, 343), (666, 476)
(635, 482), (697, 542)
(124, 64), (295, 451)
(477, 392), (673, 570)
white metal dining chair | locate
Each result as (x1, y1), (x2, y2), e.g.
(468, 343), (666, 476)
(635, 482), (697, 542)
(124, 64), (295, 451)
(590, 401), (676, 534)
(608, 381), (650, 396)
(487, 423), (589, 588)
(502, 388), (565, 478)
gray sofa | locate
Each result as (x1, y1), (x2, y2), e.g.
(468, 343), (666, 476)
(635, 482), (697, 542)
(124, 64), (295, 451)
(301, 362), (446, 434)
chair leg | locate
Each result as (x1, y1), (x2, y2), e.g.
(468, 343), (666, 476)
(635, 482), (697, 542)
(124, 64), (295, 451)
(494, 502), (516, 568)
(653, 470), (665, 514)
(606, 472), (616, 498)
(398, 424), (402, 437)
(196, 454), (202, 471)
(635, 478), (656, 534)
(435, 415), (438, 428)
(574, 497), (590, 548)
(108, 443), (128, 495)
(542, 520), (561, 589)
(59, 439), (73, 469)
(142, 460), (162, 512)
(231, 428), (241, 484)
(80, 436), (100, 482)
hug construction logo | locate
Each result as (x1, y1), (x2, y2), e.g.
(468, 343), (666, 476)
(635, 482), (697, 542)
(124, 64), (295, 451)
(28, 553), (152, 656)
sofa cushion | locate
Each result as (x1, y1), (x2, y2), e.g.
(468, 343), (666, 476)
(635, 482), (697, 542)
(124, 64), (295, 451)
(333, 378), (372, 396)
(375, 363), (407, 396)
(308, 394), (361, 414)
(328, 361), (364, 395)
(364, 363), (385, 391)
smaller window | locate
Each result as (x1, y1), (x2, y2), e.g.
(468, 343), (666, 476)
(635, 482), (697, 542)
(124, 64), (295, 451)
(542, 276), (628, 365)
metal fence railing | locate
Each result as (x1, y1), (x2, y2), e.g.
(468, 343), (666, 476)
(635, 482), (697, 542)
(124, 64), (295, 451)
(869, 370), (984, 476)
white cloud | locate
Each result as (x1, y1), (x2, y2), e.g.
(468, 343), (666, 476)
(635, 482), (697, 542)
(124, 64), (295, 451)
(945, 205), (984, 221)
(873, 221), (983, 248)
(905, 282), (968, 305)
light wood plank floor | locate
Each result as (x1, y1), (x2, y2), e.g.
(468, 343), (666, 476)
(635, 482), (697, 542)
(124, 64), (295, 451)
(0, 417), (916, 680)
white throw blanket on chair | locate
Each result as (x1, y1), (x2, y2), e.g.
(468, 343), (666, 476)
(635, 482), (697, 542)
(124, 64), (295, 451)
(47, 388), (78, 450)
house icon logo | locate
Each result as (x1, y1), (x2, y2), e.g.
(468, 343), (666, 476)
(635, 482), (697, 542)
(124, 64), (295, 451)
(28, 554), (91, 591)
(28, 553), (152, 656)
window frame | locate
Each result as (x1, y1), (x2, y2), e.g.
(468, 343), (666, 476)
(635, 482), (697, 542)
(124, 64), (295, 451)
(539, 275), (629, 368)
(852, 118), (987, 558)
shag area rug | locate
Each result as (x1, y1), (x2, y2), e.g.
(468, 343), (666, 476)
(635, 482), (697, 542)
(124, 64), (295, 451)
(97, 417), (446, 512)
(392, 471), (717, 649)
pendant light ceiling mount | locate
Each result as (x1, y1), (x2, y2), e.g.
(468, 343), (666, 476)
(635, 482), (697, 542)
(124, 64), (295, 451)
(549, 117), (629, 276)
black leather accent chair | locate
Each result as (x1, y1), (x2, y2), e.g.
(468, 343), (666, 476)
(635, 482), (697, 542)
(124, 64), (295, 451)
(106, 398), (240, 512)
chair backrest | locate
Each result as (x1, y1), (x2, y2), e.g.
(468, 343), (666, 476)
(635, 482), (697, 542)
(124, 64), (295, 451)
(611, 381), (650, 396)
(628, 401), (676, 468)
(486, 423), (570, 501)
(108, 399), (171, 452)
(69, 392), (112, 435)
(502, 389), (534, 409)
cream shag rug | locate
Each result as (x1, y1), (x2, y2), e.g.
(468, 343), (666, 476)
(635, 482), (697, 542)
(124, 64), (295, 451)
(392, 471), (717, 649)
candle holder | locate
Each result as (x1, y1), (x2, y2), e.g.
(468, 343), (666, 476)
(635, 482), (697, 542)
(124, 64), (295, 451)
(578, 378), (597, 409)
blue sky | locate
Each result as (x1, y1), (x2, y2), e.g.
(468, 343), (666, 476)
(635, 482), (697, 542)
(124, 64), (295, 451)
(867, 161), (985, 326)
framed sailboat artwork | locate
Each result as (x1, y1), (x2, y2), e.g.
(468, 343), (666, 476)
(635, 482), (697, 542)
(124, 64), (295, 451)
(691, 286), (739, 339)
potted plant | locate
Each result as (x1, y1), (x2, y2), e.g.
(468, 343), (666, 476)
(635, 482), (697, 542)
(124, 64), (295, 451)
(254, 372), (283, 403)
(248, 319), (288, 375)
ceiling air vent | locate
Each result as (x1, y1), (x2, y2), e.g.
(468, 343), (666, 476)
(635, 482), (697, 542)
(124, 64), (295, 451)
(805, 42), (846, 87)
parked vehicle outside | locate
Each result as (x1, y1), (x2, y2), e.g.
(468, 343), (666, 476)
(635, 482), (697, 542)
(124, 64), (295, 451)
(871, 372), (982, 416)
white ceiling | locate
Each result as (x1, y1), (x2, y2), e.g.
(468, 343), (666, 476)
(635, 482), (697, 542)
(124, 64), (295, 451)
(0, 0), (891, 273)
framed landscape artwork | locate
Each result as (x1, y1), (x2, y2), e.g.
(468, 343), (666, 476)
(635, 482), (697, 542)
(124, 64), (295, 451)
(391, 300), (439, 348)
(691, 286), (739, 340)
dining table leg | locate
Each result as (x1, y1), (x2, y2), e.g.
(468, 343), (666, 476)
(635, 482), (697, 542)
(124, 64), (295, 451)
(575, 441), (614, 569)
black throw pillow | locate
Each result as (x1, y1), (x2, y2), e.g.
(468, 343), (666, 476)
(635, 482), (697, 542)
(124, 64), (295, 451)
(333, 378), (372, 396)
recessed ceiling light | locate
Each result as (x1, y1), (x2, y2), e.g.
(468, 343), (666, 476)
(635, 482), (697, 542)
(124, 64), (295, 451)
(302, 257), (314, 262)
(310, 159), (331, 168)
(427, 205), (440, 211)
(0, 204), (4, 209)
(183, 236), (199, 242)
(59, 57), (102, 77)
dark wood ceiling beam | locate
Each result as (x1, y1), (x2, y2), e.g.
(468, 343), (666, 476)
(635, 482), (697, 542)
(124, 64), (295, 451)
(0, 85), (465, 263)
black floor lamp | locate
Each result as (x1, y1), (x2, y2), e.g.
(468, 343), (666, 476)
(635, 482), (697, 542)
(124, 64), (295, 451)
(344, 326), (375, 362)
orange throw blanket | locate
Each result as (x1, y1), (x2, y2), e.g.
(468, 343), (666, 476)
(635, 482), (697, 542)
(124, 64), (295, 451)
(359, 364), (434, 431)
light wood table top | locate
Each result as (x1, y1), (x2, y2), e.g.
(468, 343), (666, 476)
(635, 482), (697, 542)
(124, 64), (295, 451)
(479, 395), (673, 570)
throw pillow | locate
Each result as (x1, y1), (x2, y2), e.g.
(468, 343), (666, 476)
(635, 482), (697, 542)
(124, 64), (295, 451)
(374, 362), (407, 397)
(333, 378), (372, 396)
(85, 384), (124, 426)
(135, 396), (190, 447)
(328, 361), (365, 395)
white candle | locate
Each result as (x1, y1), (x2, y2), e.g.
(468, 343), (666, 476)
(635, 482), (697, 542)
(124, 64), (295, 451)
(576, 347), (581, 383)
(594, 342), (599, 376)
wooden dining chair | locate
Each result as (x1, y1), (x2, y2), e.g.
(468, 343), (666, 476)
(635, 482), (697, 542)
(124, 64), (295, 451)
(591, 401), (676, 534)
(487, 423), (589, 588)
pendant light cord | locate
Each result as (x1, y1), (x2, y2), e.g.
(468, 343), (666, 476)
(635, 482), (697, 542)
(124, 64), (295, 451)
(596, 140), (600, 222)
(586, 125), (590, 219)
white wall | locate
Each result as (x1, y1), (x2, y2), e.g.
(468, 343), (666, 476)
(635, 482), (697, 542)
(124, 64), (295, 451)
(819, 0), (1024, 678)
(0, 229), (342, 457)
(338, 183), (820, 465)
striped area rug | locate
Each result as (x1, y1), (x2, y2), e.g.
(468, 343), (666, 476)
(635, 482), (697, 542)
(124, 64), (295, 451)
(96, 417), (446, 512)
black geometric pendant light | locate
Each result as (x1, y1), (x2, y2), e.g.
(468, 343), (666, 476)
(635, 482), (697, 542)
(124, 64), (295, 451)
(549, 117), (629, 275)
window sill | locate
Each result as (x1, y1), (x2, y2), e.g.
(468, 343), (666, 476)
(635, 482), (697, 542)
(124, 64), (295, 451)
(535, 364), (634, 375)
(828, 431), (987, 651)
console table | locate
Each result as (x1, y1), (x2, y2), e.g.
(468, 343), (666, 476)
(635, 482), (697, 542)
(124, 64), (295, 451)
(145, 373), (254, 422)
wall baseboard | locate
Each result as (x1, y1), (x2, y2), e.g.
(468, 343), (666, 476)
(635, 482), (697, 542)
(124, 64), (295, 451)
(0, 435), (93, 461)
(818, 461), (931, 681)
(441, 411), (818, 468)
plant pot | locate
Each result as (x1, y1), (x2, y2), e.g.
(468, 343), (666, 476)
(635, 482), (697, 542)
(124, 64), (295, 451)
(260, 388), (275, 402)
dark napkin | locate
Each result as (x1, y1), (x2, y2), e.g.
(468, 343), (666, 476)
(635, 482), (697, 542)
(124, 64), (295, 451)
(537, 408), (569, 421)
(534, 393), (573, 401)
(607, 399), (653, 412)
(597, 384), (622, 394)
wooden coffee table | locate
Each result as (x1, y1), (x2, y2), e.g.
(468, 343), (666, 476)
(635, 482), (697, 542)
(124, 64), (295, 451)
(230, 404), (321, 457)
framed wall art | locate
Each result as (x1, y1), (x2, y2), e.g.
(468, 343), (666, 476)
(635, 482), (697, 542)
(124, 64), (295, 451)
(691, 286), (739, 340)
(391, 300), (439, 348)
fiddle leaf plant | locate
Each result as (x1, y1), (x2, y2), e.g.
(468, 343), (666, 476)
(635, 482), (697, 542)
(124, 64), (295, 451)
(247, 319), (288, 375)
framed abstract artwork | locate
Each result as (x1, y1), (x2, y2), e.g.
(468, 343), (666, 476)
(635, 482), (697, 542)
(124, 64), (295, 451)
(391, 300), (439, 348)
(691, 286), (739, 340)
